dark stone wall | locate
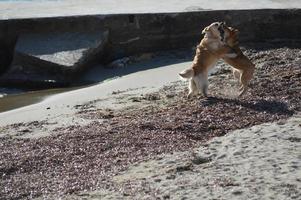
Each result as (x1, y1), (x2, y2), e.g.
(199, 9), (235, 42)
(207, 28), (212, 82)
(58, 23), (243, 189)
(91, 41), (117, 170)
(0, 9), (301, 74)
(0, 22), (17, 74)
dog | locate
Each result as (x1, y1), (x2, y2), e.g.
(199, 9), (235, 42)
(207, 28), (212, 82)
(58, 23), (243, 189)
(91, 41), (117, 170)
(221, 24), (255, 96)
(179, 22), (237, 98)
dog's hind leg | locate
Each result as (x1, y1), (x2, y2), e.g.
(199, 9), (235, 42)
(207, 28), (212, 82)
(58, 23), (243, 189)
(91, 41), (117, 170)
(238, 85), (247, 97)
(187, 79), (198, 98)
(202, 74), (209, 97)
(232, 68), (241, 84)
(238, 68), (254, 97)
(193, 73), (209, 97)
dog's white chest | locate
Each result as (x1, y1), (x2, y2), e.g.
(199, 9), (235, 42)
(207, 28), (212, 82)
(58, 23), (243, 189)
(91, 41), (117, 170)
(208, 41), (220, 50)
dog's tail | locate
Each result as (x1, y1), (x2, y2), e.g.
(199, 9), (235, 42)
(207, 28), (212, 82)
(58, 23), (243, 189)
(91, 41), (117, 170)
(179, 68), (194, 79)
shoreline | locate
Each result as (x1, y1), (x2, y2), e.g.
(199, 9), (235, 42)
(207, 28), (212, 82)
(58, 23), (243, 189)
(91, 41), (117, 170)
(1, 0), (300, 20)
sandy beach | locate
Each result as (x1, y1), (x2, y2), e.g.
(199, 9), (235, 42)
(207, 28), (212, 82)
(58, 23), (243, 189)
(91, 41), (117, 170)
(99, 114), (301, 200)
(0, 42), (301, 199)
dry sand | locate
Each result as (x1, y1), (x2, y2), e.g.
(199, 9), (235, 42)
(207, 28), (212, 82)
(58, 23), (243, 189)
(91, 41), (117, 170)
(93, 114), (301, 200)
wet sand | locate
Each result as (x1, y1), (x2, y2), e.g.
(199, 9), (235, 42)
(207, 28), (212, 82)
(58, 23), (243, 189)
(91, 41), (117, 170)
(0, 42), (301, 199)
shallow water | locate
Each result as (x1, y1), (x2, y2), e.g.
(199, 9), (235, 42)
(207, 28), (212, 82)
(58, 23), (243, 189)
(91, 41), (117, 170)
(0, 50), (191, 113)
(0, 87), (75, 113)
(0, 88), (24, 98)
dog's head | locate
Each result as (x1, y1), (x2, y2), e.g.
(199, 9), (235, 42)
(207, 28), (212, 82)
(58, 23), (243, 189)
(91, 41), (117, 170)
(202, 22), (224, 39)
(221, 24), (240, 47)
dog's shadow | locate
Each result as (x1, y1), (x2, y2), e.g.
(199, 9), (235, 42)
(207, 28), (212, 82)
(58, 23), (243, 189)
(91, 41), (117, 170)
(200, 96), (293, 115)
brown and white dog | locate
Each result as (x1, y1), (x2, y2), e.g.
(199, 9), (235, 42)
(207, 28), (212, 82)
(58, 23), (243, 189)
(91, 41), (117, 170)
(179, 22), (237, 98)
(221, 24), (255, 96)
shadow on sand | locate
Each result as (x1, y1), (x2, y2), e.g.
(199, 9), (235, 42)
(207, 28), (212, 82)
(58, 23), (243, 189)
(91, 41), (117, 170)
(200, 96), (294, 115)
(79, 50), (191, 84)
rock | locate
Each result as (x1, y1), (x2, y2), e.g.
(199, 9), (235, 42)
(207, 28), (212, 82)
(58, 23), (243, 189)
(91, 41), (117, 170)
(19, 129), (31, 133)
(154, 178), (161, 182)
(175, 163), (192, 172)
(144, 93), (160, 101)
(131, 53), (154, 62)
(191, 155), (212, 165)
(0, 31), (109, 87)
(108, 57), (130, 68)
(165, 93), (175, 98)
(232, 190), (243, 195)
(0, 46), (13, 74)
(14, 31), (108, 70)
(166, 174), (176, 180)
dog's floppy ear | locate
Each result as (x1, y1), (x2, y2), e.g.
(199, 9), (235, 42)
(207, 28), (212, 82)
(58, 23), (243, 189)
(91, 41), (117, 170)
(232, 28), (240, 35)
(229, 27), (240, 35)
(202, 26), (209, 34)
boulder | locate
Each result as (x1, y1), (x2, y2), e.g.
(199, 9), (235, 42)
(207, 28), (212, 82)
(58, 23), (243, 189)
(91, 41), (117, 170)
(0, 30), (109, 88)
(12, 30), (109, 75)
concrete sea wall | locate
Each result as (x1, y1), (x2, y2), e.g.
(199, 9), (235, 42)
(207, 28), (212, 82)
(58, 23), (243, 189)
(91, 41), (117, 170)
(0, 9), (300, 87)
